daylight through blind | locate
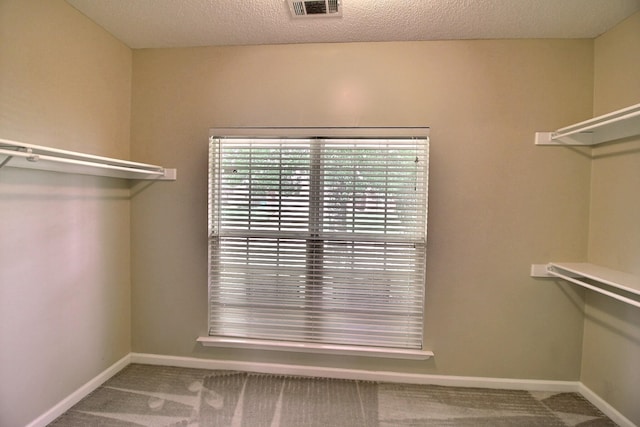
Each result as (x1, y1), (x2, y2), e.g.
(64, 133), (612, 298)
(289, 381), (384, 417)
(208, 131), (429, 350)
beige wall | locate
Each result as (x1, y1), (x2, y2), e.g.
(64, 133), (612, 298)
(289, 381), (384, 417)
(131, 40), (593, 378)
(583, 12), (640, 425)
(0, 1), (132, 426)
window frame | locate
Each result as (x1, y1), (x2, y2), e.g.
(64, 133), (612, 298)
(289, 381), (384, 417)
(201, 127), (432, 360)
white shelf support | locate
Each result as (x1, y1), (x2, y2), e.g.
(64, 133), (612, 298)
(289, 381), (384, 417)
(531, 263), (640, 309)
(535, 103), (640, 146)
(0, 138), (176, 180)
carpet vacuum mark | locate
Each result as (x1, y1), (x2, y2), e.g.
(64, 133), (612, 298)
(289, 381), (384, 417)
(49, 364), (616, 426)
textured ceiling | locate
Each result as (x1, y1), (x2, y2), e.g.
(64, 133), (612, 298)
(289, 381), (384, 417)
(65, 0), (640, 49)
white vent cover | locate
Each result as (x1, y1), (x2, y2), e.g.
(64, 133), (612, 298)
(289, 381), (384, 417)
(287, 0), (342, 18)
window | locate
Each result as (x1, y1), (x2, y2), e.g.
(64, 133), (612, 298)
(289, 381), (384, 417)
(207, 128), (429, 354)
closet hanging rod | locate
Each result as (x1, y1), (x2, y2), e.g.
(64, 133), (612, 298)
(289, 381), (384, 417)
(531, 263), (640, 309)
(548, 266), (640, 309)
(0, 147), (165, 177)
(0, 138), (176, 180)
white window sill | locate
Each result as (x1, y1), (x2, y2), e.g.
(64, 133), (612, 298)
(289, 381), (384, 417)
(197, 336), (433, 360)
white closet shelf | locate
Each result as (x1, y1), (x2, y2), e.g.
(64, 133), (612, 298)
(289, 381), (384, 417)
(535, 102), (640, 146)
(530, 262), (640, 309)
(0, 139), (176, 180)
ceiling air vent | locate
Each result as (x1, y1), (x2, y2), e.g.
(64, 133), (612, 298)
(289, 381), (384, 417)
(287, 0), (342, 18)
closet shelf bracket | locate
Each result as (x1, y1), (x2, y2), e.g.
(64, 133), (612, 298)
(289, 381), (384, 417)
(531, 262), (640, 309)
(0, 138), (176, 181)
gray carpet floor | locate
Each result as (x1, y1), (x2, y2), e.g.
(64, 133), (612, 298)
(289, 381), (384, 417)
(49, 364), (617, 426)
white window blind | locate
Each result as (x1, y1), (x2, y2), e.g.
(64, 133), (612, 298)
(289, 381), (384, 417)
(208, 129), (429, 351)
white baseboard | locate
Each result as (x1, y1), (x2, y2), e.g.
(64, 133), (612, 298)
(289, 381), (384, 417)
(28, 352), (636, 427)
(578, 383), (636, 427)
(25, 354), (131, 427)
(130, 352), (578, 392)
